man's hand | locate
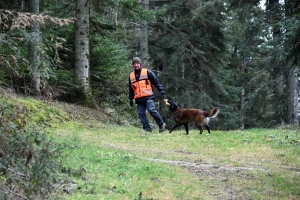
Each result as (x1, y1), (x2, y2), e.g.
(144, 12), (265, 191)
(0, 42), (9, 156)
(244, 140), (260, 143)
(160, 91), (165, 99)
(130, 99), (134, 107)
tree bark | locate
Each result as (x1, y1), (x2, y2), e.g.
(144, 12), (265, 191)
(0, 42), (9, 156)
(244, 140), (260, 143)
(28, 0), (41, 96)
(287, 67), (299, 126)
(140, 0), (149, 67)
(240, 56), (246, 129)
(75, 0), (90, 94)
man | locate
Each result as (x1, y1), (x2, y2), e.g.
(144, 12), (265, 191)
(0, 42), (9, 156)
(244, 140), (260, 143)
(129, 57), (166, 132)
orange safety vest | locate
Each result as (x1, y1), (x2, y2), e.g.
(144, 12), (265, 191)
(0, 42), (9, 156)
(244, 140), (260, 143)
(130, 68), (154, 99)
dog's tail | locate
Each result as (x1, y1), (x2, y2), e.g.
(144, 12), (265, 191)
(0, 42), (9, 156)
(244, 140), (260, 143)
(207, 107), (220, 118)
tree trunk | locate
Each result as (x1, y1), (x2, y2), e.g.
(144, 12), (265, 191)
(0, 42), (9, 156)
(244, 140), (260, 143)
(240, 87), (245, 129)
(162, 6), (169, 94)
(75, 0), (90, 95)
(273, 67), (285, 125)
(240, 56), (246, 129)
(140, 0), (149, 67)
(13, 0), (22, 9)
(28, 0), (41, 96)
(287, 67), (299, 126)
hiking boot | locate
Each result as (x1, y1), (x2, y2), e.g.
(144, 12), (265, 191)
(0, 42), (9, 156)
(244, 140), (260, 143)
(159, 123), (166, 132)
(144, 128), (152, 133)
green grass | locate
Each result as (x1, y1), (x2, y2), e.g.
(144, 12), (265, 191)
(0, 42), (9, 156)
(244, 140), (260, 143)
(53, 128), (209, 199)
(50, 125), (300, 200)
(2, 94), (300, 199)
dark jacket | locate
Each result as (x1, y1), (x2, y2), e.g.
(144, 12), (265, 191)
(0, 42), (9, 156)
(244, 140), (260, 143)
(129, 67), (164, 104)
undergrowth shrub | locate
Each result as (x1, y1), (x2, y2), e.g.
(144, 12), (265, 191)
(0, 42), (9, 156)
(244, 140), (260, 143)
(0, 99), (65, 199)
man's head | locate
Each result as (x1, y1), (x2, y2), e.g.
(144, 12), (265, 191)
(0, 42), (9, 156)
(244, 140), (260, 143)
(132, 57), (142, 71)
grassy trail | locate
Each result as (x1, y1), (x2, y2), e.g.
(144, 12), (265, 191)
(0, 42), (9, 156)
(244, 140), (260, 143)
(51, 125), (300, 200)
(2, 93), (299, 199)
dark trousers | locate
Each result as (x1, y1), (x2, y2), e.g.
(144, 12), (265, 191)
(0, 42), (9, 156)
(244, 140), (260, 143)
(137, 99), (164, 131)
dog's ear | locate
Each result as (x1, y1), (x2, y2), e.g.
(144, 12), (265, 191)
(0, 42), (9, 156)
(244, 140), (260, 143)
(178, 104), (182, 108)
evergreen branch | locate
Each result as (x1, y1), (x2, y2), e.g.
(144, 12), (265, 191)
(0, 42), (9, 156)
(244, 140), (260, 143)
(0, 9), (75, 31)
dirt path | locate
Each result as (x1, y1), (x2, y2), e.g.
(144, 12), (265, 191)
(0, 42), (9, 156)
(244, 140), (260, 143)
(146, 158), (267, 172)
(146, 156), (300, 199)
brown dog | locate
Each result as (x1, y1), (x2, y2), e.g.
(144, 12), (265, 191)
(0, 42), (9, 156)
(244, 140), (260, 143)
(166, 100), (219, 135)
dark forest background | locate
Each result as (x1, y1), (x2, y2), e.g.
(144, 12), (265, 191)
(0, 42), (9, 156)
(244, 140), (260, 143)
(1, 0), (299, 130)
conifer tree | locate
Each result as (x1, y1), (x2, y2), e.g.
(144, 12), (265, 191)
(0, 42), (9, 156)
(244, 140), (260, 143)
(149, 0), (238, 129)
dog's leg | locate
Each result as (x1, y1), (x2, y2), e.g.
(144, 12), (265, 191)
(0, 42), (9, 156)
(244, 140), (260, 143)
(196, 122), (203, 134)
(184, 124), (189, 135)
(199, 127), (203, 134)
(205, 124), (211, 134)
(169, 123), (182, 133)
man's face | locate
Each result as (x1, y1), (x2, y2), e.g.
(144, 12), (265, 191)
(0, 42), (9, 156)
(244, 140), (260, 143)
(133, 62), (141, 70)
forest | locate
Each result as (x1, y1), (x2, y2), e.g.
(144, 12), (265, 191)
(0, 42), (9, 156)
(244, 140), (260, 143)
(0, 0), (299, 129)
(1, 0), (300, 199)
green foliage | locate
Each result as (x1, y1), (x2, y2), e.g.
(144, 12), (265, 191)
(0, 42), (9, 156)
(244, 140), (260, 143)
(1, 0), (299, 129)
(276, 6), (300, 65)
(0, 28), (29, 89)
(0, 6), (76, 96)
(149, 0), (240, 129)
(49, 69), (85, 102)
(0, 96), (67, 199)
(90, 33), (130, 109)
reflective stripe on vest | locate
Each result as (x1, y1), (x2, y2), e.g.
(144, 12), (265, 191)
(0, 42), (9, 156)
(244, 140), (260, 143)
(130, 68), (154, 99)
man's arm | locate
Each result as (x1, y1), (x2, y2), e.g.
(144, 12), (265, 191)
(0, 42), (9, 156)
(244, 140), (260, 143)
(148, 70), (165, 95)
(129, 78), (134, 99)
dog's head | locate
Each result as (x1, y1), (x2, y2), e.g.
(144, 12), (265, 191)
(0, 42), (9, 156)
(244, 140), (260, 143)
(166, 100), (181, 112)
